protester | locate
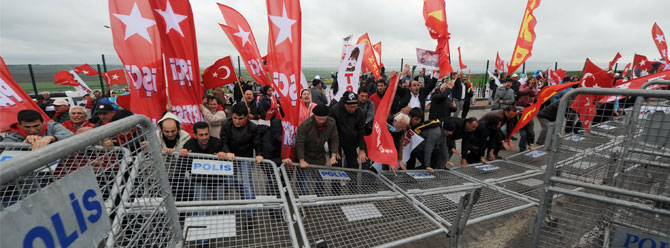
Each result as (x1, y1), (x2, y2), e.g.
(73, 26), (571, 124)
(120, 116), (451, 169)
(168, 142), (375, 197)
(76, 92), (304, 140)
(461, 75), (474, 118)
(413, 67), (430, 84)
(233, 76), (249, 104)
(396, 77), (437, 113)
(428, 77), (456, 121)
(259, 85), (281, 120)
(310, 77), (328, 106)
(3, 109), (74, 149)
(357, 87), (375, 126)
(243, 90), (259, 120)
(443, 117), (479, 162)
(179, 122), (224, 158)
(386, 113), (411, 172)
(155, 112), (191, 154)
(52, 99), (70, 123)
(411, 117), (452, 173)
(493, 79), (516, 110)
(329, 91), (367, 169)
(296, 104), (339, 167)
(462, 117), (502, 165)
(199, 95), (226, 138)
(452, 73), (468, 118)
(536, 100), (560, 146)
(61, 106), (95, 133)
(516, 77), (539, 107)
(369, 78), (387, 110)
(298, 89), (316, 125)
(95, 104), (116, 127)
(480, 106), (518, 159)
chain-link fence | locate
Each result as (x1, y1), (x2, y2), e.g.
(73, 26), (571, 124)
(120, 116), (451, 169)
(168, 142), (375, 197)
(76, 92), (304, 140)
(531, 85), (670, 247)
(0, 115), (183, 247)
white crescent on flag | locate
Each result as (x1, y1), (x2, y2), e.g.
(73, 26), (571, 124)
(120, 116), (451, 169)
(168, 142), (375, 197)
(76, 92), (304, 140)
(217, 65), (231, 79)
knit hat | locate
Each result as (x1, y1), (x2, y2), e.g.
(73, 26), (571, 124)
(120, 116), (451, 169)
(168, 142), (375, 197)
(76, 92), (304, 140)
(442, 119), (455, 132)
(312, 104), (329, 116)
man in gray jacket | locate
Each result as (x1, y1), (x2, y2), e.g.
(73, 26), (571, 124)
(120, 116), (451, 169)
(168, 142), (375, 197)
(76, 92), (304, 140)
(295, 104), (339, 196)
(310, 78), (328, 106)
(493, 79), (516, 110)
(4, 109), (74, 150)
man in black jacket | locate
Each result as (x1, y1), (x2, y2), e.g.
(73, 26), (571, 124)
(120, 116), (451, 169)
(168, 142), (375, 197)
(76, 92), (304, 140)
(394, 78), (438, 114)
(180, 122), (224, 156)
(329, 91), (368, 169)
(443, 117), (478, 163)
(428, 78), (456, 121)
(220, 103), (263, 216)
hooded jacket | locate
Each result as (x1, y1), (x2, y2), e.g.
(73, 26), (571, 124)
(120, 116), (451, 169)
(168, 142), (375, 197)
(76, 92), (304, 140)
(4, 121), (74, 143)
(155, 112), (191, 150)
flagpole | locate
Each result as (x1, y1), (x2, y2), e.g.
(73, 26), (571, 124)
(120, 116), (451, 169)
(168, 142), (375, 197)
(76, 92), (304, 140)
(162, 53), (171, 109)
(238, 80), (250, 109)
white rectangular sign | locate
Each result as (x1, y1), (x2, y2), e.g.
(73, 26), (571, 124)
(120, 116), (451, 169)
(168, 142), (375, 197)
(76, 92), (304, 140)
(184, 215), (236, 241)
(406, 172), (436, 179)
(598, 124), (616, 130)
(475, 164), (499, 171)
(611, 225), (670, 248)
(565, 135), (585, 141)
(191, 159), (234, 176)
(341, 204), (383, 222)
(0, 150), (60, 172)
(525, 150), (546, 158)
(0, 166), (111, 248)
(516, 178), (544, 187)
(444, 192), (467, 204)
(319, 169), (351, 180)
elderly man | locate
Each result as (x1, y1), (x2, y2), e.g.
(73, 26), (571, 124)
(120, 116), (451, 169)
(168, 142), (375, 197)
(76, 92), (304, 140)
(62, 106), (95, 133)
(156, 112), (191, 154)
(52, 99), (70, 123)
(199, 95), (226, 138)
(3, 109), (74, 150)
(295, 104), (339, 196)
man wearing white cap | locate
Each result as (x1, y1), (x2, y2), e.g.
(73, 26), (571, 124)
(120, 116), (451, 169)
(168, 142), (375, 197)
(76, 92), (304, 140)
(52, 99), (70, 123)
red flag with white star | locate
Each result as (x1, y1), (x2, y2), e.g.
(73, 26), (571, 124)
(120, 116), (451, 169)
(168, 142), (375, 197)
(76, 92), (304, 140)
(149, 0), (204, 134)
(74, 64), (99, 76)
(495, 52), (505, 72)
(580, 58), (614, 89)
(632, 53), (667, 78)
(103, 69), (129, 86)
(265, 0), (302, 160)
(652, 23), (669, 62)
(622, 63), (631, 78)
(218, 3), (272, 86)
(108, 0), (167, 124)
(570, 94), (597, 132)
(0, 57), (50, 132)
(600, 70), (670, 103)
(202, 56), (238, 89)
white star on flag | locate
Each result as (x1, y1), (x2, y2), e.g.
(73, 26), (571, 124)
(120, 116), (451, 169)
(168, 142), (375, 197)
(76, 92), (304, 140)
(269, 2), (297, 46)
(212, 72), (218, 77)
(655, 34), (665, 44)
(82, 70), (89, 74)
(154, 0), (188, 37)
(639, 60), (646, 66)
(112, 74), (120, 80)
(234, 25), (251, 47)
(113, 3), (157, 43)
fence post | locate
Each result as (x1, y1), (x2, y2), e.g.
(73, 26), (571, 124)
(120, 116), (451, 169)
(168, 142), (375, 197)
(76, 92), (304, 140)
(522, 62), (526, 74)
(237, 56), (241, 77)
(97, 64), (105, 93)
(554, 62), (558, 71)
(400, 58), (404, 72)
(28, 64), (38, 96)
(101, 54), (108, 72)
(484, 60), (490, 87)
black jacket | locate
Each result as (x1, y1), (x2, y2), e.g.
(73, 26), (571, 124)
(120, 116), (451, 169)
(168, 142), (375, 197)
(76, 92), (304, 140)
(220, 118), (261, 157)
(537, 101), (560, 122)
(428, 87), (454, 121)
(393, 77), (438, 113)
(452, 78), (467, 100)
(183, 137), (223, 154)
(328, 100), (367, 151)
(445, 117), (467, 153)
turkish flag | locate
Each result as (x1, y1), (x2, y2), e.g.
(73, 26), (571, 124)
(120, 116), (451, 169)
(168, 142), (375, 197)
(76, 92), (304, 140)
(608, 52), (621, 71)
(54, 70), (73, 81)
(547, 68), (560, 85)
(74, 64), (99, 76)
(622, 63), (631, 78)
(365, 73), (399, 166)
(600, 70), (670, 103)
(508, 0), (541, 73)
(580, 58), (614, 89)
(457, 46), (467, 70)
(507, 82), (578, 139)
(631, 53), (666, 78)
(356, 33), (381, 79)
(0, 57), (50, 132)
(109, 0), (167, 124)
(436, 36), (453, 78)
(423, 0), (449, 39)
(265, 0), (302, 160)
(149, 0), (204, 135)
(203, 56), (238, 89)
(54, 78), (80, 87)
(102, 69), (128, 86)
(570, 94), (597, 132)
(373, 41), (382, 63)
(218, 3), (272, 86)
(495, 52), (505, 72)
(652, 23), (669, 62)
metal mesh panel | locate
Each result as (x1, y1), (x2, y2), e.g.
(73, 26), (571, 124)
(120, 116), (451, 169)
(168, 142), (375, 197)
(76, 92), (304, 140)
(451, 160), (539, 183)
(294, 196), (445, 247)
(0, 115), (182, 247)
(494, 173), (545, 202)
(413, 187), (534, 226)
(283, 164), (393, 199)
(505, 146), (549, 168)
(379, 169), (478, 193)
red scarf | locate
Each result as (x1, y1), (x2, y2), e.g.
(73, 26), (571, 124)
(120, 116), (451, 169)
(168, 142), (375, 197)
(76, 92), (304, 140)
(10, 122), (48, 138)
(265, 96), (281, 120)
(313, 118), (325, 131)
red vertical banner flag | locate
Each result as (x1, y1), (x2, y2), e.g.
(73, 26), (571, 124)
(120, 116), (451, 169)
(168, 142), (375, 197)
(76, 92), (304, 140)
(0, 57), (51, 132)
(507, 0), (541, 73)
(608, 52), (621, 70)
(423, 0), (453, 78)
(218, 4), (272, 86)
(652, 23), (669, 62)
(365, 73), (399, 166)
(109, 0), (167, 124)
(373, 41), (382, 64)
(356, 33), (381, 79)
(265, 0), (302, 160)
(507, 81), (578, 139)
(202, 56), (238, 89)
(495, 52), (505, 72)
(150, 0), (203, 134)
(457, 46), (467, 70)
(436, 36), (453, 77)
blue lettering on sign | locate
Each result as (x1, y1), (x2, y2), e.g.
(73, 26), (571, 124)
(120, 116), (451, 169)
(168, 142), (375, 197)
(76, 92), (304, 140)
(0, 155), (12, 162)
(22, 189), (103, 248)
(318, 170), (351, 180)
(623, 233), (670, 248)
(407, 172), (435, 179)
(192, 162), (233, 172)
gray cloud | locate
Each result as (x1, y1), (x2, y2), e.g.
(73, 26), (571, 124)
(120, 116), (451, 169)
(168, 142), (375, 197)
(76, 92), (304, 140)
(1, 0), (669, 72)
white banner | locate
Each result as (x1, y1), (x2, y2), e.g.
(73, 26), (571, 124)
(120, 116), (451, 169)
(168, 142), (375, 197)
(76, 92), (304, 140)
(335, 44), (364, 101)
(70, 70), (93, 96)
(340, 34), (353, 61)
(402, 130), (424, 163)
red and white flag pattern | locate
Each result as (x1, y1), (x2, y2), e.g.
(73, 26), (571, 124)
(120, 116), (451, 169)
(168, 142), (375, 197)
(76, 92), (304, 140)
(202, 56), (238, 89)
(74, 64), (99, 76)
(608, 52), (621, 71)
(365, 73), (400, 167)
(495, 52), (505, 72)
(103, 69), (129, 86)
(652, 23), (669, 62)
(265, 0), (302, 160)
(0, 56), (51, 132)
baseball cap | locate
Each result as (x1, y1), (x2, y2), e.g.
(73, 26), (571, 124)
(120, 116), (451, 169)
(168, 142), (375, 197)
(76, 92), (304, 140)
(511, 73), (519, 78)
(314, 75), (321, 80)
(97, 103), (115, 113)
(53, 99), (69, 106)
(342, 91), (358, 104)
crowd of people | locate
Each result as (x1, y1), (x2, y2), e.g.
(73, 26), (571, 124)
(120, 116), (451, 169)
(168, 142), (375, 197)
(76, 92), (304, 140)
(3, 65), (626, 176)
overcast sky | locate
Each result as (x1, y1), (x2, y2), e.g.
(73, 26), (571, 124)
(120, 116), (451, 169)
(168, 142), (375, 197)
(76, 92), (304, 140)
(1, 0), (669, 71)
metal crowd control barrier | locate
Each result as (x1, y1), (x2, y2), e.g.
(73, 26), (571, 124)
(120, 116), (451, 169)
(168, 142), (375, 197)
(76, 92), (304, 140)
(163, 153), (299, 247)
(450, 159), (541, 184)
(281, 164), (447, 247)
(531, 87), (670, 247)
(504, 145), (549, 168)
(0, 115), (183, 247)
